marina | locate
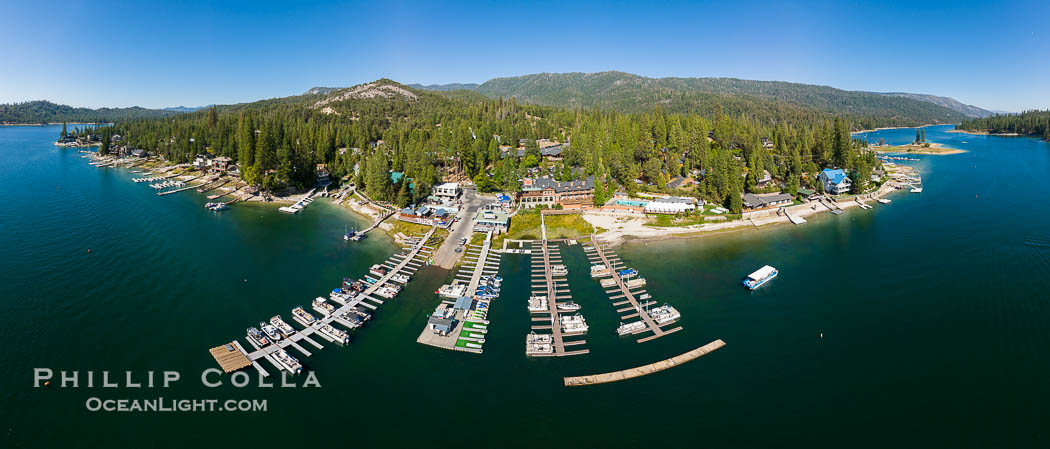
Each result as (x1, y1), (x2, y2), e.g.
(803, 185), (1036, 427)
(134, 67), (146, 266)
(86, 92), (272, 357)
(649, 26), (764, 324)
(209, 226), (437, 376)
(526, 239), (589, 357)
(583, 235), (682, 343)
(417, 230), (503, 353)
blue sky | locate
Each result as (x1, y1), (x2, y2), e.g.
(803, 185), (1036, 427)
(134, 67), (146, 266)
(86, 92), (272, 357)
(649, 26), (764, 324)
(1, 0), (1047, 111)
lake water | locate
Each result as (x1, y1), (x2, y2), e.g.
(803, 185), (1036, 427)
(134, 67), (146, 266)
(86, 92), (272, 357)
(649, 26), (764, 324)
(2, 124), (1049, 447)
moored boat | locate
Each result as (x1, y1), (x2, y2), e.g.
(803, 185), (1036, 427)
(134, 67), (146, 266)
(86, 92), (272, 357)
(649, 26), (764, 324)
(246, 327), (270, 347)
(272, 349), (303, 375)
(616, 321), (646, 336)
(269, 315), (296, 337)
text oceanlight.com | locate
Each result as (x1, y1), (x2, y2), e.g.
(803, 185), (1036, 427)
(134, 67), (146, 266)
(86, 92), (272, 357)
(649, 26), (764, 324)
(85, 397), (267, 412)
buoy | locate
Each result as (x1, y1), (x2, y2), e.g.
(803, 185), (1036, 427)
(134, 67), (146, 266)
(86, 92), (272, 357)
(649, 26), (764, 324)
(44, 381), (50, 386)
(820, 333), (824, 338)
(87, 249), (92, 253)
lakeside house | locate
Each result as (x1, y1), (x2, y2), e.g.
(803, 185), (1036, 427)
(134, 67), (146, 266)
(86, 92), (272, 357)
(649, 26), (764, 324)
(818, 168), (852, 195)
(756, 170), (774, 189)
(518, 175), (594, 209)
(643, 196), (699, 215)
(742, 193), (794, 211)
(193, 155), (212, 170)
(316, 164), (331, 187)
(501, 143), (567, 161)
(211, 156), (232, 174)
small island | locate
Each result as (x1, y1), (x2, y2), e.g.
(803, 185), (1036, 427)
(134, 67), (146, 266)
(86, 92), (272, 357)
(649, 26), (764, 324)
(875, 142), (965, 155)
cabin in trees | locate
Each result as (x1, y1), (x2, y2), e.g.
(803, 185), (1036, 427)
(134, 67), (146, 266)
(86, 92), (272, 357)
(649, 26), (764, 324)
(211, 156), (232, 174)
(518, 176), (594, 209)
(432, 182), (460, 199)
(667, 176), (696, 190)
(818, 168), (852, 195)
(502, 144), (567, 162)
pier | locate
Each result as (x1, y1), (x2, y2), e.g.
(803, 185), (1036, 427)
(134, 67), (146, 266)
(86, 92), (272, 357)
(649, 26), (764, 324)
(527, 239), (589, 357)
(583, 235), (682, 343)
(210, 226), (437, 376)
(417, 230), (503, 354)
(563, 339), (726, 386)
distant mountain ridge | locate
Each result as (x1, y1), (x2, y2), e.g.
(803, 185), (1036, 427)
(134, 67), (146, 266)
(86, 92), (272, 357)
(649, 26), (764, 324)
(0, 100), (178, 124)
(406, 83), (480, 92)
(874, 92), (992, 118)
(162, 105), (211, 113)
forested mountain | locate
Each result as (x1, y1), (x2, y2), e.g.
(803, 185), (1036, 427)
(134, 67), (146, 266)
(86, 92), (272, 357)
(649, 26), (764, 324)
(875, 92), (992, 118)
(407, 83), (480, 92)
(469, 72), (970, 129)
(0, 100), (177, 124)
(86, 78), (879, 214)
(957, 110), (1050, 140)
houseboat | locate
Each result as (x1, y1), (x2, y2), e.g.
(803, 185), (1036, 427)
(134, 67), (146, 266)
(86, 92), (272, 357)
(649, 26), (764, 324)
(336, 309), (364, 328)
(272, 349), (303, 375)
(269, 315), (296, 337)
(590, 264), (610, 278)
(556, 300), (581, 311)
(436, 283), (467, 299)
(561, 314), (589, 335)
(291, 306), (317, 326)
(618, 268), (638, 278)
(525, 332), (554, 355)
(616, 321), (647, 336)
(551, 264), (568, 276)
(389, 273), (410, 284)
(369, 264), (389, 278)
(318, 324), (350, 345)
(312, 297), (336, 316)
(648, 304), (681, 324)
(743, 265), (778, 290)
(625, 278), (647, 288)
(528, 295), (549, 312)
(329, 288), (355, 305)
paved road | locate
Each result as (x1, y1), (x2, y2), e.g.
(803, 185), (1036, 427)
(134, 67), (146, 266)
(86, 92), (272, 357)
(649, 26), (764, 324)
(432, 187), (483, 268)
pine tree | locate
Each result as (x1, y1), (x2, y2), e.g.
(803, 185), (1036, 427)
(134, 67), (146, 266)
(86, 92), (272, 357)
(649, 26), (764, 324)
(921, 128), (926, 143)
(61, 122), (67, 138)
(915, 129), (921, 144)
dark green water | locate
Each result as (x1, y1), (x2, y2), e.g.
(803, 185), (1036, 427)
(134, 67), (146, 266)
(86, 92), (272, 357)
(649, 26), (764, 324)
(2, 125), (1050, 448)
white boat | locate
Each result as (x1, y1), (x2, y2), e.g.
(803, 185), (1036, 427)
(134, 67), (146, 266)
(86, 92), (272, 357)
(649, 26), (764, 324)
(625, 278), (646, 288)
(436, 283), (467, 299)
(269, 315), (296, 337)
(291, 307), (317, 326)
(551, 264), (568, 276)
(617, 321), (646, 336)
(246, 327), (270, 347)
(528, 295), (548, 312)
(260, 323), (282, 342)
(648, 304), (681, 324)
(389, 273), (410, 284)
(560, 314), (589, 335)
(877, 198), (891, 204)
(318, 324), (350, 344)
(272, 349), (303, 375)
(910, 186), (923, 193)
(590, 264), (610, 278)
(525, 332), (553, 355)
(312, 297), (336, 316)
(743, 265), (778, 290)
(375, 284), (400, 299)
(556, 301), (581, 311)
(329, 289), (355, 305)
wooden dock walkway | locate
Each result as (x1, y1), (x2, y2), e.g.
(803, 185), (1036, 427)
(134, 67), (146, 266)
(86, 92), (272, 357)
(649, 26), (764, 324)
(528, 239), (588, 357)
(563, 339), (725, 386)
(583, 235), (682, 343)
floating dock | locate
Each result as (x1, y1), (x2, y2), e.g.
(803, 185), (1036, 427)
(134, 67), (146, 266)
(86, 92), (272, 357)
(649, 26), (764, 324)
(209, 342), (253, 373)
(583, 235), (682, 343)
(527, 239), (589, 357)
(563, 339), (725, 386)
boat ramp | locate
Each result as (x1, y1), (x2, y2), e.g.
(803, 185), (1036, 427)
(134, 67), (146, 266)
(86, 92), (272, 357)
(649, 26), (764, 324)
(210, 227), (437, 377)
(583, 235), (682, 343)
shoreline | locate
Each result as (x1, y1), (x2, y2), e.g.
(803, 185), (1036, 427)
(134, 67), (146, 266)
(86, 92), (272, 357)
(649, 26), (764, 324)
(946, 129), (1023, 137)
(852, 123), (957, 134)
(587, 165), (915, 247)
(875, 142), (965, 155)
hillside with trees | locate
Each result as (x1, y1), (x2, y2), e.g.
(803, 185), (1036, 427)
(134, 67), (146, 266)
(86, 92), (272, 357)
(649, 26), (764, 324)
(0, 100), (177, 124)
(957, 110), (1050, 140)
(80, 78), (879, 214)
(459, 71), (971, 130)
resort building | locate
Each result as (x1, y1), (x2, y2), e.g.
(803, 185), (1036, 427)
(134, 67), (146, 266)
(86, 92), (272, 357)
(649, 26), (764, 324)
(518, 176), (594, 208)
(644, 197), (700, 214)
(473, 207), (510, 233)
(818, 168), (852, 195)
(742, 193), (795, 211)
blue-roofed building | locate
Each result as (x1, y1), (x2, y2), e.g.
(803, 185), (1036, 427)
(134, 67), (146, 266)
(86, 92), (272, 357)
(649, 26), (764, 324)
(453, 296), (473, 311)
(818, 168), (852, 195)
(389, 171), (415, 193)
